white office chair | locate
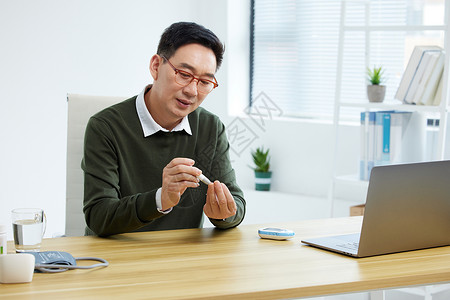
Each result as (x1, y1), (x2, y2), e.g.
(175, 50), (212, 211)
(65, 93), (127, 236)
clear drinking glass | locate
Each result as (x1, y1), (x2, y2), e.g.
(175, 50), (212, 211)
(12, 208), (46, 252)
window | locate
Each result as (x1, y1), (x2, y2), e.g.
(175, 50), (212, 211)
(251, 0), (445, 121)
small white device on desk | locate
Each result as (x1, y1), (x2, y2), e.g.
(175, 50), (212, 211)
(258, 228), (295, 240)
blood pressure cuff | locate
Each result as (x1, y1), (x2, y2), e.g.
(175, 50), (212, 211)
(31, 251), (76, 270)
(29, 251), (108, 273)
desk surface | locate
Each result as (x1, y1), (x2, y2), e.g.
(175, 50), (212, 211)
(2, 217), (450, 299)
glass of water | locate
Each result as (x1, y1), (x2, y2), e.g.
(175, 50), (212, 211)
(11, 208), (46, 252)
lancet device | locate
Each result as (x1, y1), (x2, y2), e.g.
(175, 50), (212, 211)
(198, 174), (212, 185)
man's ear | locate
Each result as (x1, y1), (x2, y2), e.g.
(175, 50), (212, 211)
(149, 54), (162, 80)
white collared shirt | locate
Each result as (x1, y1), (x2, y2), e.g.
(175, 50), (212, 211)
(135, 84), (193, 214)
(135, 84), (192, 137)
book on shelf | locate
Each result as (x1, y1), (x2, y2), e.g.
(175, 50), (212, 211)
(432, 74), (444, 106)
(395, 45), (443, 104)
(425, 118), (440, 161)
(360, 111), (375, 181)
(420, 52), (445, 106)
(374, 111), (411, 167)
(374, 112), (391, 166)
(403, 51), (433, 104)
(412, 51), (442, 105)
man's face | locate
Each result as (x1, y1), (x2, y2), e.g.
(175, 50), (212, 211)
(151, 43), (217, 126)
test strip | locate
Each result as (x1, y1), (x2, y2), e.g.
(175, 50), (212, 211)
(198, 174), (212, 185)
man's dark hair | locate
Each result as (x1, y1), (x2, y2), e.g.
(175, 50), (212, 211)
(157, 22), (225, 70)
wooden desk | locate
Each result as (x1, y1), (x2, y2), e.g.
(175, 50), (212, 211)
(2, 217), (450, 299)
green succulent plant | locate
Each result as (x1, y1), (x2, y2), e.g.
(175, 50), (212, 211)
(367, 66), (386, 85)
(251, 146), (270, 173)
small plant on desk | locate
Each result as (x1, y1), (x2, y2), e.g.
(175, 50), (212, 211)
(251, 146), (272, 191)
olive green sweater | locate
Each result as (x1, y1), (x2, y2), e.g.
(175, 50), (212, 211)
(82, 97), (245, 236)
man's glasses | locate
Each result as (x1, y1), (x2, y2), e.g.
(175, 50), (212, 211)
(161, 56), (218, 94)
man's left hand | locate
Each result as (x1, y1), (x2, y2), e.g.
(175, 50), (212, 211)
(203, 181), (237, 220)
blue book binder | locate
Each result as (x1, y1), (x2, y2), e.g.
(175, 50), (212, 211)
(381, 113), (391, 164)
(361, 110), (414, 179)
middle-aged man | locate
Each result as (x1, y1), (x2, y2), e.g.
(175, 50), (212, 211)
(82, 22), (246, 236)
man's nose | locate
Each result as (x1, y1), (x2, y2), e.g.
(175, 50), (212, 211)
(183, 79), (199, 96)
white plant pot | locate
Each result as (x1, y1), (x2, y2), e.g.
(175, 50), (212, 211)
(367, 85), (386, 103)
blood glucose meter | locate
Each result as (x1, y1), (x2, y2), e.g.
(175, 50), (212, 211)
(258, 227), (295, 240)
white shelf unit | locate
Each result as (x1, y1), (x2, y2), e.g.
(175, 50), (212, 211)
(329, 0), (450, 217)
(329, 4), (450, 299)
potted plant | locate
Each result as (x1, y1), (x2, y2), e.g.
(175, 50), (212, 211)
(251, 146), (272, 191)
(366, 66), (386, 103)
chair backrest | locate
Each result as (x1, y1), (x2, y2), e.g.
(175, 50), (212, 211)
(66, 94), (127, 236)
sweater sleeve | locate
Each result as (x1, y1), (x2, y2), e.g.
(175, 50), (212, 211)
(82, 117), (164, 236)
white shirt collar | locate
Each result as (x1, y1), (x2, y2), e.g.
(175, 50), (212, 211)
(136, 84), (192, 137)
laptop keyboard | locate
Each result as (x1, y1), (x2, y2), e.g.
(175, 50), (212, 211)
(337, 242), (359, 251)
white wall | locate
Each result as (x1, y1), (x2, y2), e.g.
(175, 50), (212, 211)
(0, 0), (361, 240)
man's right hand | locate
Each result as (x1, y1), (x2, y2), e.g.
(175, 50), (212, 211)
(161, 158), (201, 210)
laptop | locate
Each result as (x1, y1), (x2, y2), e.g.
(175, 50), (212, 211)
(301, 160), (450, 257)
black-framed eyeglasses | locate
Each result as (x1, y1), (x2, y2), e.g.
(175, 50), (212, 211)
(161, 56), (218, 94)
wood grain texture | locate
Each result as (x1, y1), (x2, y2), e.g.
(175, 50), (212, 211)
(2, 217), (450, 299)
